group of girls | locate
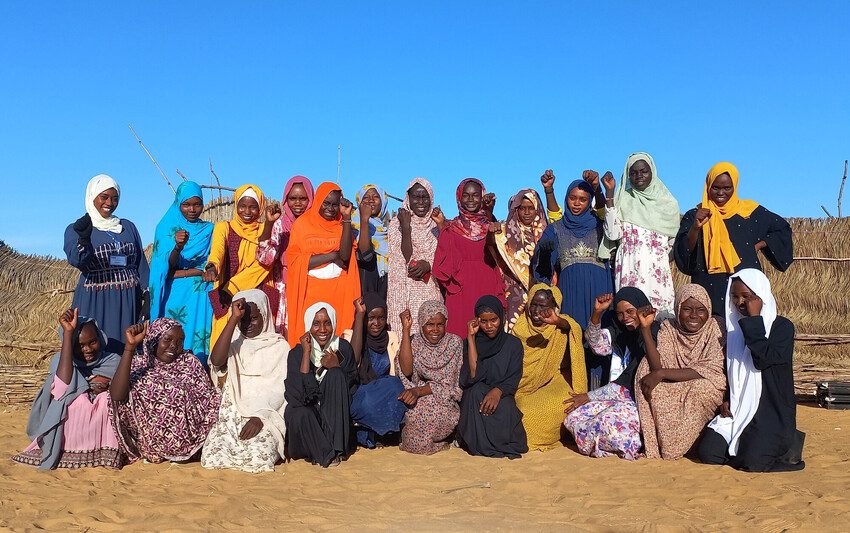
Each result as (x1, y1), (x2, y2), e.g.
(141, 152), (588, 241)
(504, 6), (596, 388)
(15, 153), (803, 473)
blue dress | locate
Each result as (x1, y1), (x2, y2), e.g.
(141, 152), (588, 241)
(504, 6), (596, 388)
(64, 220), (150, 354)
(350, 348), (406, 448)
(531, 220), (613, 330)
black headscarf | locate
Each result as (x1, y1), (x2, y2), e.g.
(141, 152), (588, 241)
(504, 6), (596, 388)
(602, 286), (659, 394)
(358, 292), (389, 385)
(472, 295), (508, 360)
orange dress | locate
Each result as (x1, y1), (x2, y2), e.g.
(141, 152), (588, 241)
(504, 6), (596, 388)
(285, 182), (361, 344)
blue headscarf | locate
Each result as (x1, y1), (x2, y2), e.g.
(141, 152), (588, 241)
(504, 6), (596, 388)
(149, 182), (214, 360)
(352, 184), (391, 276)
(559, 179), (599, 238)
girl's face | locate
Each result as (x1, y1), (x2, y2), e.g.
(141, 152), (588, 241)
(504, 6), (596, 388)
(477, 311), (501, 339)
(628, 159), (652, 191)
(461, 182), (483, 213)
(93, 188), (120, 218)
(320, 191), (342, 221)
(421, 313), (447, 344)
(239, 303), (264, 338)
(237, 196), (261, 223)
(367, 307), (387, 337)
(74, 323), (102, 363)
(516, 197), (537, 226)
(155, 325), (185, 364)
(310, 309), (334, 348)
(407, 184), (432, 218)
(527, 290), (557, 327)
(677, 297), (709, 333)
(286, 183), (310, 218)
(180, 196), (203, 222)
(709, 173), (734, 207)
(566, 188), (591, 216)
(730, 279), (762, 317)
(361, 188), (383, 218)
(615, 301), (639, 331)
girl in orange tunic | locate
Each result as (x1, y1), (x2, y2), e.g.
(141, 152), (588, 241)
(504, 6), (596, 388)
(286, 182), (361, 344)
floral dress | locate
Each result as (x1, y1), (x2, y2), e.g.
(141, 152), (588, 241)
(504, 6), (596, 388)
(605, 210), (675, 318)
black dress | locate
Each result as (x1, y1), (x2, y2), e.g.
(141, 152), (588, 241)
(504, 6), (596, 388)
(284, 339), (359, 467)
(674, 206), (793, 314)
(458, 334), (528, 458)
(356, 248), (388, 301)
(698, 315), (805, 471)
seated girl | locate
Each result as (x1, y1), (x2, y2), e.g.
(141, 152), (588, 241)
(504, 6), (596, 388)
(395, 301), (463, 455)
(343, 293), (406, 449)
(634, 284), (727, 460)
(13, 309), (123, 469)
(285, 303), (358, 467)
(201, 290), (289, 473)
(700, 269), (805, 472)
(110, 318), (221, 463)
(564, 288), (657, 460)
(458, 295), (528, 458)
(512, 284), (587, 452)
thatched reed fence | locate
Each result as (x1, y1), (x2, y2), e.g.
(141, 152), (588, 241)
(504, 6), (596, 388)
(0, 211), (847, 403)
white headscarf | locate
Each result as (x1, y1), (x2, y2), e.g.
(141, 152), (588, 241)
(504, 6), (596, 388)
(303, 302), (340, 382)
(222, 289), (290, 456)
(707, 268), (777, 456)
(238, 186), (260, 203)
(85, 174), (123, 233)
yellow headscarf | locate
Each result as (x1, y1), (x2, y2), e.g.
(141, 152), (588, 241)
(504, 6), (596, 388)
(231, 184), (267, 243)
(700, 162), (759, 274)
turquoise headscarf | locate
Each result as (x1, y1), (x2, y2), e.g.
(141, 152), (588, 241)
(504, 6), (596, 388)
(149, 181), (215, 363)
(352, 184), (391, 276)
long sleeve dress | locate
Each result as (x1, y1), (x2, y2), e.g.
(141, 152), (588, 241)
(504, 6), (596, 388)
(284, 340), (359, 467)
(458, 334), (528, 458)
(674, 206), (793, 314)
(64, 221), (149, 354)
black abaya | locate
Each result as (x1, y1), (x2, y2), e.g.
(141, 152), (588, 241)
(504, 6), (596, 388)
(674, 206), (793, 314)
(284, 339), (359, 467)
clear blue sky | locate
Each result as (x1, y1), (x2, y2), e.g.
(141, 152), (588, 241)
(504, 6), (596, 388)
(2, 1), (848, 256)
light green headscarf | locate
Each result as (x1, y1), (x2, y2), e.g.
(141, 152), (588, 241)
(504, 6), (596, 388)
(598, 152), (681, 259)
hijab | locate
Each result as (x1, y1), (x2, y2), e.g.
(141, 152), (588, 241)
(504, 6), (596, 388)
(708, 268), (777, 456)
(401, 178), (438, 235)
(411, 300), (458, 370)
(472, 295), (509, 360)
(224, 289), (289, 456)
(495, 189), (547, 290)
(230, 184), (267, 243)
(362, 292), (390, 354)
(27, 317), (120, 470)
(513, 284), (587, 395)
(85, 174), (123, 233)
(598, 152), (681, 258)
(280, 176), (316, 234)
(352, 184), (391, 276)
(444, 178), (491, 241)
(560, 180), (599, 238)
(114, 317), (220, 462)
(303, 301), (341, 382)
(149, 181), (214, 319)
(701, 162), (761, 274)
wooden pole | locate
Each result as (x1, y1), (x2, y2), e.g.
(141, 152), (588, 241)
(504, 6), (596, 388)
(839, 159), (847, 218)
(175, 168), (190, 182)
(821, 205), (834, 218)
(209, 159), (223, 201)
(128, 124), (175, 192)
(201, 185), (236, 192)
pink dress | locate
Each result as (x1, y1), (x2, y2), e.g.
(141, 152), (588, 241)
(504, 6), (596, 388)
(12, 376), (124, 469)
(256, 219), (290, 336)
(432, 229), (506, 338)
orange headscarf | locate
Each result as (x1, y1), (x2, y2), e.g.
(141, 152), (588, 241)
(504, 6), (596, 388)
(231, 184), (267, 242)
(285, 182), (361, 344)
(700, 162), (760, 274)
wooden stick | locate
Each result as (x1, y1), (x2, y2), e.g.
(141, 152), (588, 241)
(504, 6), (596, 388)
(175, 168), (190, 182)
(793, 256), (850, 262)
(201, 185), (236, 192)
(209, 159), (223, 201)
(387, 193), (404, 203)
(839, 159), (847, 218)
(128, 124), (175, 192)
(821, 205), (834, 218)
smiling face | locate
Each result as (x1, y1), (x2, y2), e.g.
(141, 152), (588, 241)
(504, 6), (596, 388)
(286, 183), (310, 218)
(628, 159), (653, 191)
(677, 297), (709, 333)
(709, 173), (734, 207)
(155, 325), (185, 364)
(730, 279), (762, 317)
(180, 196), (203, 222)
(361, 188), (383, 218)
(320, 190), (342, 221)
(421, 313), (447, 344)
(460, 181), (483, 213)
(615, 301), (639, 331)
(477, 310), (501, 338)
(236, 196), (261, 224)
(366, 307), (387, 337)
(310, 308), (334, 349)
(407, 183), (432, 218)
(239, 302), (264, 338)
(516, 197), (537, 226)
(527, 290), (557, 327)
(566, 187), (591, 216)
(74, 322), (102, 363)
(93, 187), (120, 218)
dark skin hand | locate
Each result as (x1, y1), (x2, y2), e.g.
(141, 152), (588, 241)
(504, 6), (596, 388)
(581, 170), (608, 210)
(239, 417), (264, 440)
(396, 308), (439, 405)
(589, 293), (614, 327)
(93, 188), (119, 219)
(168, 228), (203, 278)
(730, 278), (764, 317)
(357, 192), (376, 254)
(564, 392), (589, 414)
(57, 308), (95, 386)
(309, 191), (353, 269)
(111, 322), (148, 402)
(430, 207), (446, 230)
(541, 169), (560, 214)
(260, 202), (282, 241)
(350, 298), (388, 366)
(602, 172), (617, 208)
(209, 298), (260, 369)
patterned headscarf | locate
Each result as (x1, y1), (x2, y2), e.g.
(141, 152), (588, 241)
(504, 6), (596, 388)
(411, 299), (458, 373)
(495, 189), (547, 291)
(352, 184), (390, 276)
(444, 178), (491, 241)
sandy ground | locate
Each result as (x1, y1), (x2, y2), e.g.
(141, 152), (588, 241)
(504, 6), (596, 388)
(0, 403), (847, 532)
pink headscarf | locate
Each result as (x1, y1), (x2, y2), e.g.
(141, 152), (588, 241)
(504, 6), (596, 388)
(278, 176), (315, 279)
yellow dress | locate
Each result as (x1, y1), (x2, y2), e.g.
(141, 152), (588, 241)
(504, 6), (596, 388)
(513, 284), (587, 451)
